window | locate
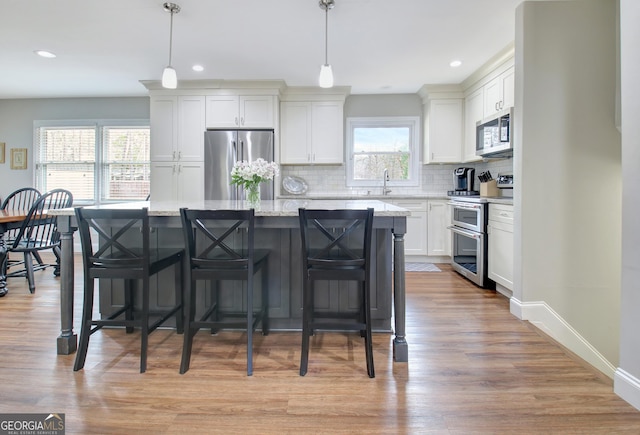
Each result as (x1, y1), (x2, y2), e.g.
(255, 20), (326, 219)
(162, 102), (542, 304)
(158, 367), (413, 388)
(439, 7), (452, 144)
(346, 117), (419, 187)
(34, 120), (150, 204)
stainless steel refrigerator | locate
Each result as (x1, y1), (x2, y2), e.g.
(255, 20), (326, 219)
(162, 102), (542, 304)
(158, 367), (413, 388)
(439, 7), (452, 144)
(204, 129), (275, 200)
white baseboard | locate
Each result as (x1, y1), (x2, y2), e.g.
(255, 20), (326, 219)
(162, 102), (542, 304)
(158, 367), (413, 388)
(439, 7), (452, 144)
(614, 369), (640, 411)
(511, 299), (616, 379)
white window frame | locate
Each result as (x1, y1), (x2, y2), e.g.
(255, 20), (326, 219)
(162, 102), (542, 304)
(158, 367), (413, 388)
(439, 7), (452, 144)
(346, 116), (420, 188)
(33, 119), (150, 205)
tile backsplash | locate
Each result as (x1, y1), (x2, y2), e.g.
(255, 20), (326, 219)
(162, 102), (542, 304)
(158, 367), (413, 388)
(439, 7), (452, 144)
(280, 158), (513, 197)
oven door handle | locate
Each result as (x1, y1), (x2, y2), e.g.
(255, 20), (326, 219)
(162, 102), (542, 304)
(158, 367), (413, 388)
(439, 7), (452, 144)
(447, 201), (481, 210)
(448, 225), (481, 239)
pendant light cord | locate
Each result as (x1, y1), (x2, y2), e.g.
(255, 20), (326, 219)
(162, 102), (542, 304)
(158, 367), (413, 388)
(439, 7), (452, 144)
(324, 6), (329, 65)
(168, 10), (174, 65)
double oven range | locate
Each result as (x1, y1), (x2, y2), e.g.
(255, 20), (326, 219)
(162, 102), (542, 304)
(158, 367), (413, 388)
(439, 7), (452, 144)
(448, 197), (493, 288)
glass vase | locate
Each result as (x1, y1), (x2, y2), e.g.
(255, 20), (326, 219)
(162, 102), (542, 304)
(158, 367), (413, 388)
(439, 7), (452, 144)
(246, 183), (261, 208)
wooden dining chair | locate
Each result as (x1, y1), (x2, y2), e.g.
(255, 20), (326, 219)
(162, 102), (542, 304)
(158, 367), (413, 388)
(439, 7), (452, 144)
(73, 207), (184, 373)
(2, 188), (72, 293)
(179, 208), (270, 376)
(1, 187), (42, 266)
(298, 208), (375, 378)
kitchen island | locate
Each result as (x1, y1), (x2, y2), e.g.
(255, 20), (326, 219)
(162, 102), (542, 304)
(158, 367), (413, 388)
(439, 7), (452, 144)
(51, 199), (411, 362)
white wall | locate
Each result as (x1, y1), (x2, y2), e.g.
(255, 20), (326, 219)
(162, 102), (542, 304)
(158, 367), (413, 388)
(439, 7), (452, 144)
(514, 0), (621, 371)
(614, 0), (640, 411)
(0, 97), (149, 198)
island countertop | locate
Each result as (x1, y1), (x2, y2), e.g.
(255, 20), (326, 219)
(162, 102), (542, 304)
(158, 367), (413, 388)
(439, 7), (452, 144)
(49, 199), (411, 217)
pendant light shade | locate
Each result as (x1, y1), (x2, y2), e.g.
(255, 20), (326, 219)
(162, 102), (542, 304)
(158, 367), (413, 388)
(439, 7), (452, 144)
(162, 66), (177, 89)
(318, 0), (335, 88)
(162, 3), (180, 89)
(319, 64), (334, 88)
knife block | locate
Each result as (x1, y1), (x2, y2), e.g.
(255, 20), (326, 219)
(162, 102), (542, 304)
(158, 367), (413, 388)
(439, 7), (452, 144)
(480, 180), (499, 197)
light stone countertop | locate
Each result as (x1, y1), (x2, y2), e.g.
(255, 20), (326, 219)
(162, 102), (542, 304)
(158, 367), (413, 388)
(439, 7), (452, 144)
(48, 199), (411, 217)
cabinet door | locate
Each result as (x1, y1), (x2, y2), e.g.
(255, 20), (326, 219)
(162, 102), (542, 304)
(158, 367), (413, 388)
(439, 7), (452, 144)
(427, 200), (451, 256)
(311, 101), (344, 164)
(501, 67), (515, 109)
(483, 66), (515, 116)
(483, 77), (502, 116)
(488, 221), (514, 290)
(206, 96), (240, 128)
(240, 96), (274, 128)
(178, 96), (205, 161)
(393, 200), (427, 256)
(425, 99), (463, 163)
(280, 102), (312, 164)
(150, 96), (178, 161)
(177, 162), (204, 201)
(463, 88), (483, 162)
(150, 162), (177, 201)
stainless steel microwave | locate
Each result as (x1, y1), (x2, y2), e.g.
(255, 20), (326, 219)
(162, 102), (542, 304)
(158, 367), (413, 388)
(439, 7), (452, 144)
(476, 107), (513, 158)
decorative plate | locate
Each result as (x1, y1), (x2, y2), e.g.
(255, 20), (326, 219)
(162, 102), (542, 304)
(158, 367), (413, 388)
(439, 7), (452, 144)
(282, 175), (308, 195)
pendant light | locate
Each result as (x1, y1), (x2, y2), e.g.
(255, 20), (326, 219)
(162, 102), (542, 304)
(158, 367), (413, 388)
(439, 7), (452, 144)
(162, 2), (181, 89)
(318, 0), (335, 88)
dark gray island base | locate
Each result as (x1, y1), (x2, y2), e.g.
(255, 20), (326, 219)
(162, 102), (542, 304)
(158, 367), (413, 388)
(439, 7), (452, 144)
(52, 199), (410, 362)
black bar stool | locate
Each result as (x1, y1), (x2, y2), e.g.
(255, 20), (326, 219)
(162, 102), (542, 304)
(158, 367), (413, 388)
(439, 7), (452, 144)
(179, 208), (270, 376)
(73, 207), (184, 373)
(298, 208), (375, 378)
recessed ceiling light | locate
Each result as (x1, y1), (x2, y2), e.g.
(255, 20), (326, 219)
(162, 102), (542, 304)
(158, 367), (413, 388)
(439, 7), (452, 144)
(34, 50), (57, 58)
(192, 64), (204, 72)
(450, 60), (462, 68)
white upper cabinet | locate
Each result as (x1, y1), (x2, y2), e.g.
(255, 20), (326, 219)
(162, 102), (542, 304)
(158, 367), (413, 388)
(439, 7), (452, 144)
(150, 95), (178, 162)
(150, 95), (205, 162)
(483, 66), (515, 117)
(280, 100), (343, 164)
(424, 98), (463, 164)
(178, 96), (206, 161)
(206, 95), (274, 129)
(463, 88), (483, 163)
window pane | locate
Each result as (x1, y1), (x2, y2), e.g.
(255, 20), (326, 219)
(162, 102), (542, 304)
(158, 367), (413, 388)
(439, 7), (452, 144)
(37, 127), (96, 202)
(353, 127), (410, 153)
(353, 154), (410, 180)
(102, 127), (150, 200)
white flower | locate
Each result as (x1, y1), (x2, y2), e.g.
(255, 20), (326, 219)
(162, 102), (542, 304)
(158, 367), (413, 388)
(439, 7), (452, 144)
(231, 158), (280, 188)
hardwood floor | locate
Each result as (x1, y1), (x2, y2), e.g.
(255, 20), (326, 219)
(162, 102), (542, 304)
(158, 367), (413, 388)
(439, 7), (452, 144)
(1, 254), (639, 434)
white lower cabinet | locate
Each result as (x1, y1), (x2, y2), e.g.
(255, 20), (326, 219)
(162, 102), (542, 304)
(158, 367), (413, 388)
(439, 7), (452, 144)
(390, 200), (427, 256)
(427, 199), (451, 256)
(150, 161), (204, 202)
(487, 203), (514, 292)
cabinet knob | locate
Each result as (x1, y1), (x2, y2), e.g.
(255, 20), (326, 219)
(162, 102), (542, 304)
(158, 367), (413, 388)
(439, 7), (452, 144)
(241, 117), (245, 126)
(235, 117), (239, 125)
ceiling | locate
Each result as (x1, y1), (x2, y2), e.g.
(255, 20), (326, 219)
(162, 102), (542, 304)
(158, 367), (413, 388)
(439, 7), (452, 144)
(0, 0), (523, 99)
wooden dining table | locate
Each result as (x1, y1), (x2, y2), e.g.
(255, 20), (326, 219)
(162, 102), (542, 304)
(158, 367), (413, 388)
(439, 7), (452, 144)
(0, 210), (28, 296)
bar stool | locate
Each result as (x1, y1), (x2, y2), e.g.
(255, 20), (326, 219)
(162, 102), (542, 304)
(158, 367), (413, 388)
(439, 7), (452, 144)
(73, 207), (184, 373)
(179, 208), (269, 376)
(298, 208), (375, 378)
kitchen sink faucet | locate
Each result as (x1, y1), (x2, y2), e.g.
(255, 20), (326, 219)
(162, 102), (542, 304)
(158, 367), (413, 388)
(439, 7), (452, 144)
(383, 168), (392, 195)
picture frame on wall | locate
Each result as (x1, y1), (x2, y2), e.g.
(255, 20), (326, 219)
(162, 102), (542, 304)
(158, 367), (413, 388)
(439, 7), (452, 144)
(10, 148), (27, 170)
(0, 142), (5, 164)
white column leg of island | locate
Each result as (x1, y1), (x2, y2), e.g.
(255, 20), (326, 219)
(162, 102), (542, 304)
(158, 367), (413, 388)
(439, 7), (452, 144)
(57, 217), (77, 355)
(392, 227), (408, 362)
